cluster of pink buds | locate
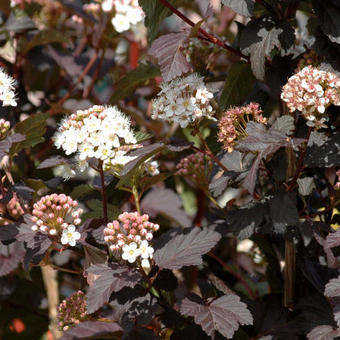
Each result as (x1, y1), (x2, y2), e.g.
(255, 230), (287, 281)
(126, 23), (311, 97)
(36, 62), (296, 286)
(335, 170), (340, 190)
(31, 194), (82, 246)
(218, 102), (267, 152)
(6, 195), (26, 219)
(0, 119), (10, 140)
(176, 153), (212, 188)
(57, 291), (88, 331)
(281, 66), (340, 129)
(103, 212), (159, 267)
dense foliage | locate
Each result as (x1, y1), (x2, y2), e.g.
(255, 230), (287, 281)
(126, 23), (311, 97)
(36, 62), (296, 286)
(0, 0), (340, 339)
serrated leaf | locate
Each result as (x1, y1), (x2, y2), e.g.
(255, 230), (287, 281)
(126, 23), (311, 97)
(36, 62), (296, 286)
(241, 19), (283, 80)
(313, 0), (340, 45)
(305, 131), (340, 167)
(85, 263), (143, 313)
(297, 177), (315, 196)
(37, 155), (71, 169)
(307, 325), (340, 340)
(116, 143), (165, 188)
(269, 192), (299, 233)
(154, 227), (221, 270)
(180, 294), (253, 339)
(236, 122), (305, 194)
(208, 273), (234, 295)
(110, 62), (160, 104)
(60, 321), (122, 340)
(135, 131), (153, 143)
(149, 31), (191, 82)
(325, 276), (340, 298)
(11, 113), (48, 155)
(22, 29), (69, 55)
(272, 115), (295, 136)
(0, 223), (19, 242)
(219, 61), (255, 110)
(221, 0), (255, 17)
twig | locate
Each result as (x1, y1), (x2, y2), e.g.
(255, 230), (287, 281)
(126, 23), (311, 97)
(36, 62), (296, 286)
(50, 264), (82, 275)
(41, 265), (63, 339)
(157, 0), (249, 60)
(132, 178), (141, 214)
(208, 252), (257, 300)
(99, 161), (108, 223)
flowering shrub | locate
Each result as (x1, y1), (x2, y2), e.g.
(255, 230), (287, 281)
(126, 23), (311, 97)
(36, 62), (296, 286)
(1, 1), (340, 340)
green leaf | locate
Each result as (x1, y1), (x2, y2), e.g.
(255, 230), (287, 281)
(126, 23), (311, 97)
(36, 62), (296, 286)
(135, 131), (153, 143)
(139, 0), (180, 42)
(83, 199), (119, 221)
(219, 61), (255, 110)
(140, 173), (172, 193)
(70, 184), (95, 199)
(21, 29), (69, 55)
(110, 62), (160, 104)
(10, 113), (48, 155)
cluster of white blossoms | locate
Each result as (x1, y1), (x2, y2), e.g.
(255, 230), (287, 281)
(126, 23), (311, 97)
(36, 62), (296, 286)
(0, 68), (17, 107)
(54, 105), (138, 173)
(103, 212), (159, 271)
(281, 66), (340, 129)
(151, 74), (215, 128)
(100, 0), (144, 33)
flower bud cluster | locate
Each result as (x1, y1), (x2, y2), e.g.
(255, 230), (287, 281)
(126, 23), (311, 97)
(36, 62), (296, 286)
(176, 153), (212, 188)
(281, 66), (340, 129)
(151, 74), (215, 128)
(218, 102), (267, 152)
(54, 105), (138, 173)
(99, 0), (144, 33)
(0, 119), (10, 140)
(31, 194), (82, 246)
(103, 212), (159, 268)
(0, 68), (16, 107)
(7, 196), (26, 219)
(57, 291), (88, 331)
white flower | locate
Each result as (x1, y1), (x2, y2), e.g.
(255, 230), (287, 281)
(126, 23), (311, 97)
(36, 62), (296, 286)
(61, 225), (81, 247)
(145, 160), (159, 176)
(101, 0), (113, 12)
(0, 67), (17, 107)
(112, 14), (130, 33)
(141, 259), (151, 273)
(0, 91), (17, 106)
(139, 240), (154, 259)
(121, 242), (140, 263)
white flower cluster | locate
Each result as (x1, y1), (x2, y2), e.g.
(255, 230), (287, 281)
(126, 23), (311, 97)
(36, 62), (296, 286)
(54, 105), (138, 173)
(0, 68), (17, 107)
(100, 0), (144, 33)
(151, 74), (215, 128)
(122, 240), (154, 268)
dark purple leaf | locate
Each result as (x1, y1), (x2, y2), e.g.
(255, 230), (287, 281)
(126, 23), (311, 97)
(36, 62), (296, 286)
(60, 321), (122, 340)
(0, 223), (19, 242)
(0, 133), (25, 158)
(83, 245), (107, 271)
(269, 192), (299, 233)
(141, 187), (192, 228)
(180, 294), (253, 339)
(0, 241), (25, 277)
(37, 155), (71, 169)
(236, 122), (305, 193)
(153, 227), (221, 270)
(149, 31), (192, 82)
(85, 263), (143, 313)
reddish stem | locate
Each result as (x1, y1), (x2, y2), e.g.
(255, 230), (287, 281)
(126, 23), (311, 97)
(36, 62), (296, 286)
(157, 0), (249, 60)
(208, 252), (257, 300)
